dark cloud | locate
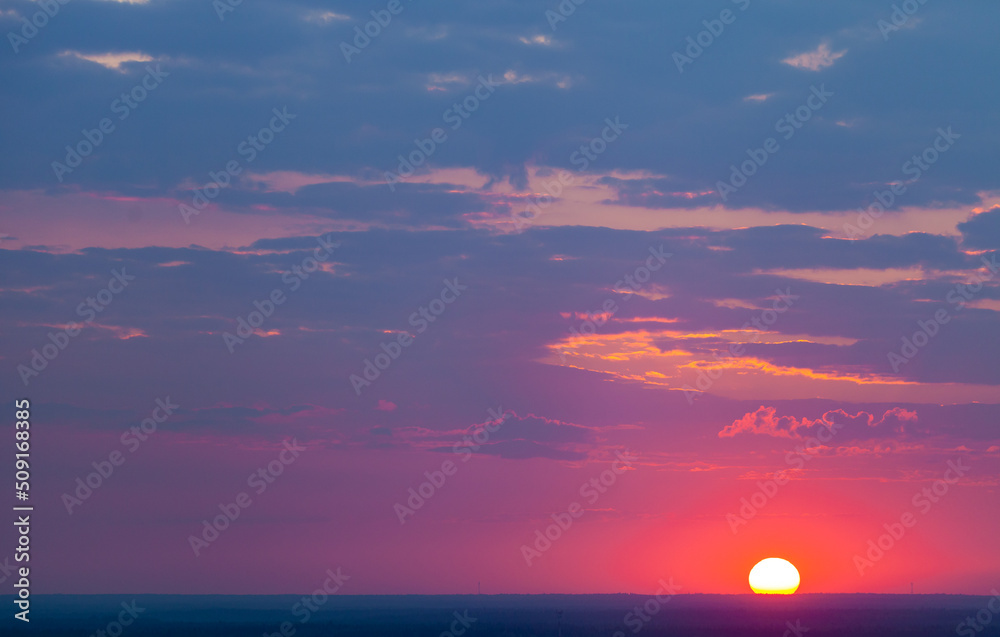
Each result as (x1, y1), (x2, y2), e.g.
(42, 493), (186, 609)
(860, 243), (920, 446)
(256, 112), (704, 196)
(958, 206), (1000, 250)
(0, 0), (997, 215)
(467, 439), (587, 461)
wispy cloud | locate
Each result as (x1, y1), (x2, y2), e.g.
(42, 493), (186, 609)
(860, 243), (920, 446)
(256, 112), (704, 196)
(782, 41), (847, 71)
(60, 50), (153, 71)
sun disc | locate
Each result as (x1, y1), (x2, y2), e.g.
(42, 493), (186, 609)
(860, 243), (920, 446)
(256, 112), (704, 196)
(748, 557), (800, 594)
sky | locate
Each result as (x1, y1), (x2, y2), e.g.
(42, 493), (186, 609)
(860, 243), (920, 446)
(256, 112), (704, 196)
(1, 0), (999, 596)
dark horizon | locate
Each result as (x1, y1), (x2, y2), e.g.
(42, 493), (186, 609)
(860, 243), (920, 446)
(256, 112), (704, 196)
(6, 592), (999, 637)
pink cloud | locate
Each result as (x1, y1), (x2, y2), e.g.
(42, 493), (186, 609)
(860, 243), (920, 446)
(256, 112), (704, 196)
(782, 42), (847, 71)
(719, 406), (919, 438)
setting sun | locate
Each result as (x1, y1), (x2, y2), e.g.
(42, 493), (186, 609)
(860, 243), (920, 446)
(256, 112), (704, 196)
(748, 558), (801, 594)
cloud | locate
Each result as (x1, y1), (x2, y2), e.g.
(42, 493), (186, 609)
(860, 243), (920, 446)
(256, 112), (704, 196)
(470, 412), (595, 445)
(303, 10), (349, 24)
(519, 34), (553, 46)
(719, 406), (919, 439)
(958, 206), (1000, 250)
(59, 50), (154, 71)
(416, 412), (595, 461)
(467, 439), (587, 461)
(0, 0), (992, 215)
(781, 42), (847, 71)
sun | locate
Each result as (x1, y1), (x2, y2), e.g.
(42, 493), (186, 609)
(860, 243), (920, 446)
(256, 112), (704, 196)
(748, 557), (800, 594)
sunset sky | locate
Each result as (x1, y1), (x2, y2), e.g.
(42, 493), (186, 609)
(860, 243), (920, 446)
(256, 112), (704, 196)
(1, 0), (998, 596)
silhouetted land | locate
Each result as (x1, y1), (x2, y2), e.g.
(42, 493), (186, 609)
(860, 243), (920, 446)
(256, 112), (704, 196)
(4, 594), (998, 636)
